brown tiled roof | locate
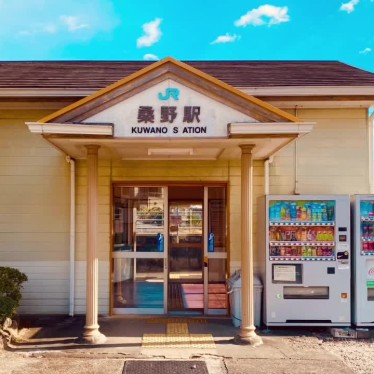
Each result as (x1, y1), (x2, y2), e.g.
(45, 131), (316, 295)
(0, 60), (373, 89)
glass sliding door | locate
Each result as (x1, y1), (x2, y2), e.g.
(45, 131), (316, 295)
(112, 186), (167, 314)
(204, 186), (228, 315)
(111, 184), (228, 316)
(168, 201), (204, 311)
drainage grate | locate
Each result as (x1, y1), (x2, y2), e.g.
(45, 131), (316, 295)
(123, 361), (209, 374)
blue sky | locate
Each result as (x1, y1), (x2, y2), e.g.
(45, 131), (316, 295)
(0, 0), (373, 72)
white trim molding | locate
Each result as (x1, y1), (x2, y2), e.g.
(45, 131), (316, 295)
(240, 86), (374, 97)
(228, 122), (314, 136)
(26, 122), (114, 136)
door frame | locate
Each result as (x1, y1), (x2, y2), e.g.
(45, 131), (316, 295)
(168, 199), (204, 312)
(110, 182), (228, 316)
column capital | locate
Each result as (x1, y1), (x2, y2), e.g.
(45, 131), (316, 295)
(85, 144), (100, 155)
(239, 144), (256, 154)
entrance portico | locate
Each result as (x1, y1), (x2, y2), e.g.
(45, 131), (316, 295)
(26, 57), (312, 345)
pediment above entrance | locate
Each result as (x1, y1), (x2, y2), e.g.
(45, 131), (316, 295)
(26, 58), (313, 160)
(84, 79), (258, 138)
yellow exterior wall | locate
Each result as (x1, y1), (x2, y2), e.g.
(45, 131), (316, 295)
(0, 106), (370, 315)
(270, 108), (370, 195)
(0, 109), (71, 313)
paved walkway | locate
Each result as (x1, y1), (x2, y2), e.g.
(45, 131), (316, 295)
(0, 316), (354, 374)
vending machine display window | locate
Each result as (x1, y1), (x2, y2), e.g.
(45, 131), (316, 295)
(360, 200), (374, 255)
(268, 200), (336, 261)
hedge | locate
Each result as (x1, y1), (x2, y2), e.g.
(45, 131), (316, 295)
(0, 267), (28, 325)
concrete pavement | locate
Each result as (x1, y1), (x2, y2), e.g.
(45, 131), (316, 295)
(0, 316), (354, 374)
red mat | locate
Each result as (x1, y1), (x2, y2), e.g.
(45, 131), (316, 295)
(181, 284), (227, 309)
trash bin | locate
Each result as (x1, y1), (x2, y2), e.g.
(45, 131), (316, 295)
(227, 271), (263, 327)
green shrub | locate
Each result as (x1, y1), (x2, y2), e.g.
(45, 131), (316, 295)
(0, 267), (28, 325)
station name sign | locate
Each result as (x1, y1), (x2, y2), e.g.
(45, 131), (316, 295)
(130, 88), (207, 136)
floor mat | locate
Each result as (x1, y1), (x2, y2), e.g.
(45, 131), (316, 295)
(168, 283), (184, 310)
(181, 283), (227, 309)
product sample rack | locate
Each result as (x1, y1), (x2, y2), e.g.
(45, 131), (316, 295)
(268, 201), (336, 261)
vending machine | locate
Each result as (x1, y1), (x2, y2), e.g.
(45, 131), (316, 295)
(352, 195), (374, 326)
(258, 195), (351, 326)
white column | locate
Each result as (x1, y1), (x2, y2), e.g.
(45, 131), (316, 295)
(235, 144), (263, 346)
(82, 145), (107, 344)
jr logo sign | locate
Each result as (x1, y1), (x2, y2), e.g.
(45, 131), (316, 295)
(158, 88), (180, 101)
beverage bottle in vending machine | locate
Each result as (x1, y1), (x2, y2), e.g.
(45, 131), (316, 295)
(369, 201), (374, 219)
(362, 242), (369, 252)
(286, 205), (291, 221)
(327, 205), (334, 221)
(368, 224), (373, 240)
(307, 229), (313, 241)
(269, 205), (275, 220)
(290, 203), (297, 221)
(361, 201), (368, 218)
(305, 204), (311, 221)
(301, 228), (307, 241)
(281, 204), (286, 220)
(327, 227), (334, 241)
(312, 203), (318, 221)
(302, 246), (307, 256)
(275, 203), (281, 220)
(321, 203), (328, 221)
(270, 227), (276, 241)
(301, 206), (307, 221)
(296, 206), (302, 221)
(363, 223), (369, 239)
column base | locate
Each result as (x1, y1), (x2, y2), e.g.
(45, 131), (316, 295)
(81, 324), (107, 344)
(234, 326), (263, 346)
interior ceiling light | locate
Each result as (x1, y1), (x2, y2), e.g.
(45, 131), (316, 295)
(147, 148), (194, 156)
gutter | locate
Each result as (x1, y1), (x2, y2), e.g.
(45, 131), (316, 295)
(2, 86), (374, 98)
(66, 156), (76, 316)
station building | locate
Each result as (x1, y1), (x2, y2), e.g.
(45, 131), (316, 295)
(1, 57), (374, 342)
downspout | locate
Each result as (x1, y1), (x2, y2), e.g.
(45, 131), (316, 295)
(264, 157), (273, 195)
(66, 156), (76, 316)
(294, 106), (299, 195)
(368, 111), (373, 193)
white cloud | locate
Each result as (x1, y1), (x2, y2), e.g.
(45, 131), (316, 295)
(340, 0), (359, 13)
(143, 53), (159, 61)
(60, 15), (89, 32)
(359, 47), (372, 55)
(235, 5), (290, 27)
(18, 22), (57, 36)
(211, 33), (240, 45)
(137, 18), (162, 48)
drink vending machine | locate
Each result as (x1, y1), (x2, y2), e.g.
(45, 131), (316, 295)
(258, 195), (351, 326)
(352, 195), (374, 326)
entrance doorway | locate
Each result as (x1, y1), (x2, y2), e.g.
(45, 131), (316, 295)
(168, 186), (204, 311)
(111, 184), (228, 315)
